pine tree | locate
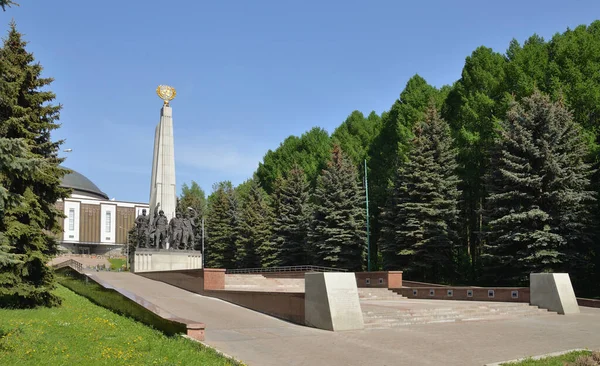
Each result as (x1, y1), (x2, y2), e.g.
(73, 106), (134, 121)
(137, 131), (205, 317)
(482, 91), (595, 285)
(0, 23), (70, 307)
(309, 145), (366, 271)
(271, 165), (312, 267)
(378, 105), (460, 282)
(205, 182), (237, 268)
(236, 176), (273, 268)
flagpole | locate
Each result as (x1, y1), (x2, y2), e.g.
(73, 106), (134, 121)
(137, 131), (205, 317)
(364, 159), (371, 272)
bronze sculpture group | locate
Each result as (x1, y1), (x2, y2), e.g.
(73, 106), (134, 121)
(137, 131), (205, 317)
(134, 203), (198, 251)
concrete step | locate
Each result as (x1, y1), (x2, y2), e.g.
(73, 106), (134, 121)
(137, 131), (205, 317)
(363, 308), (550, 320)
(362, 304), (556, 328)
(363, 308), (551, 322)
(365, 311), (555, 329)
(358, 288), (406, 300)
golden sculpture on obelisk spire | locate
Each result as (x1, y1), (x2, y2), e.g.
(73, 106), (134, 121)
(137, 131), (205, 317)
(156, 85), (176, 106)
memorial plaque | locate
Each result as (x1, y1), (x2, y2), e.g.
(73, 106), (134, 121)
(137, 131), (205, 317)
(488, 290), (495, 298)
(467, 290), (473, 297)
(511, 290), (518, 299)
(132, 248), (202, 273)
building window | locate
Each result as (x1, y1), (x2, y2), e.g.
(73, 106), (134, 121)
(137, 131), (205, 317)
(106, 211), (111, 233)
(68, 209), (75, 231)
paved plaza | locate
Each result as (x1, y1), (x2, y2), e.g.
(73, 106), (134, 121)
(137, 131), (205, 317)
(91, 271), (600, 366)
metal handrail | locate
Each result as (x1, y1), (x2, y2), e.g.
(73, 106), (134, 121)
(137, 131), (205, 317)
(226, 265), (347, 274)
(53, 259), (83, 273)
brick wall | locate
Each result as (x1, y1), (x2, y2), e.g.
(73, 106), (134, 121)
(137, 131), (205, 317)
(203, 268), (226, 290)
(394, 287), (530, 303)
(355, 271), (403, 288)
(578, 298), (600, 308)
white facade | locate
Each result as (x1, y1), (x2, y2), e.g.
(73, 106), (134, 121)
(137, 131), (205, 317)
(63, 200), (80, 242)
(100, 203), (116, 244)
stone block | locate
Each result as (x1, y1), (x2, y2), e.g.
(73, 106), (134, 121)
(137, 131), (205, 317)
(304, 272), (364, 331)
(530, 273), (580, 314)
(186, 323), (205, 341)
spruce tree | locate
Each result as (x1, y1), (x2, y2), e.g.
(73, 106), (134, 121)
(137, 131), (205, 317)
(0, 138), (33, 268)
(309, 145), (366, 271)
(483, 91), (595, 285)
(0, 23), (70, 307)
(271, 165), (312, 267)
(205, 182), (237, 268)
(379, 105), (460, 282)
(237, 176), (273, 268)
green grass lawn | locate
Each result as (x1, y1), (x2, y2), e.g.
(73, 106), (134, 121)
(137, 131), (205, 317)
(108, 258), (127, 271)
(502, 350), (593, 365)
(0, 285), (237, 366)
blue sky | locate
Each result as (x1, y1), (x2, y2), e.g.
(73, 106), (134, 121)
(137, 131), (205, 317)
(5, 0), (600, 202)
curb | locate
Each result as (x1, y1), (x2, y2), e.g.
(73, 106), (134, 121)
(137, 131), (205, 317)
(484, 348), (587, 365)
(181, 334), (247, 365)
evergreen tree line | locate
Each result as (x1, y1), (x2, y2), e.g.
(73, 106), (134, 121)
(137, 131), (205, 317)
(193, 21), (600, 296)
(198, 145), (366, 272)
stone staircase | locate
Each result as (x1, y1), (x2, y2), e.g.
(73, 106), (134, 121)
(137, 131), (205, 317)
(361, 301), (556, 329)
(358, 288), (407, 300)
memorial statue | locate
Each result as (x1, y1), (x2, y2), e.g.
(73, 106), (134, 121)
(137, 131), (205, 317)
(168, 212), (184, 250)
(181, 208), (198, 250)
(152, 210), (169, 249)
(134, 208), (149, 248)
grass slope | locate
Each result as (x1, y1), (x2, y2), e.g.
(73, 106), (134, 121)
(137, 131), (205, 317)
(503, 350), (592, 365)
(108, 258), (127, 271)
(56, 270), (185, 336)
(0, 285), (235, 366)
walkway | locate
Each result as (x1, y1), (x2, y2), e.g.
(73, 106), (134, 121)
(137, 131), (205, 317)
(91, 272), (600, 366)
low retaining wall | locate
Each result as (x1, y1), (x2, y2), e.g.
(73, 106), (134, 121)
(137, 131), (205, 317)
(395, 287), (530, 303)
(577, 298), (600, 308)
(139, 269), (205, 292)
(355, 271), (403, 288)
(205, 289), (305, 324)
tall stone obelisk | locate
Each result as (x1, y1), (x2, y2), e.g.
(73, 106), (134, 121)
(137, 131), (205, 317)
(149, 85), (177, 247)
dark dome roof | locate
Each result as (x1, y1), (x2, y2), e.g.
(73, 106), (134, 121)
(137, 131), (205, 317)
(61, 168), (109, 200)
